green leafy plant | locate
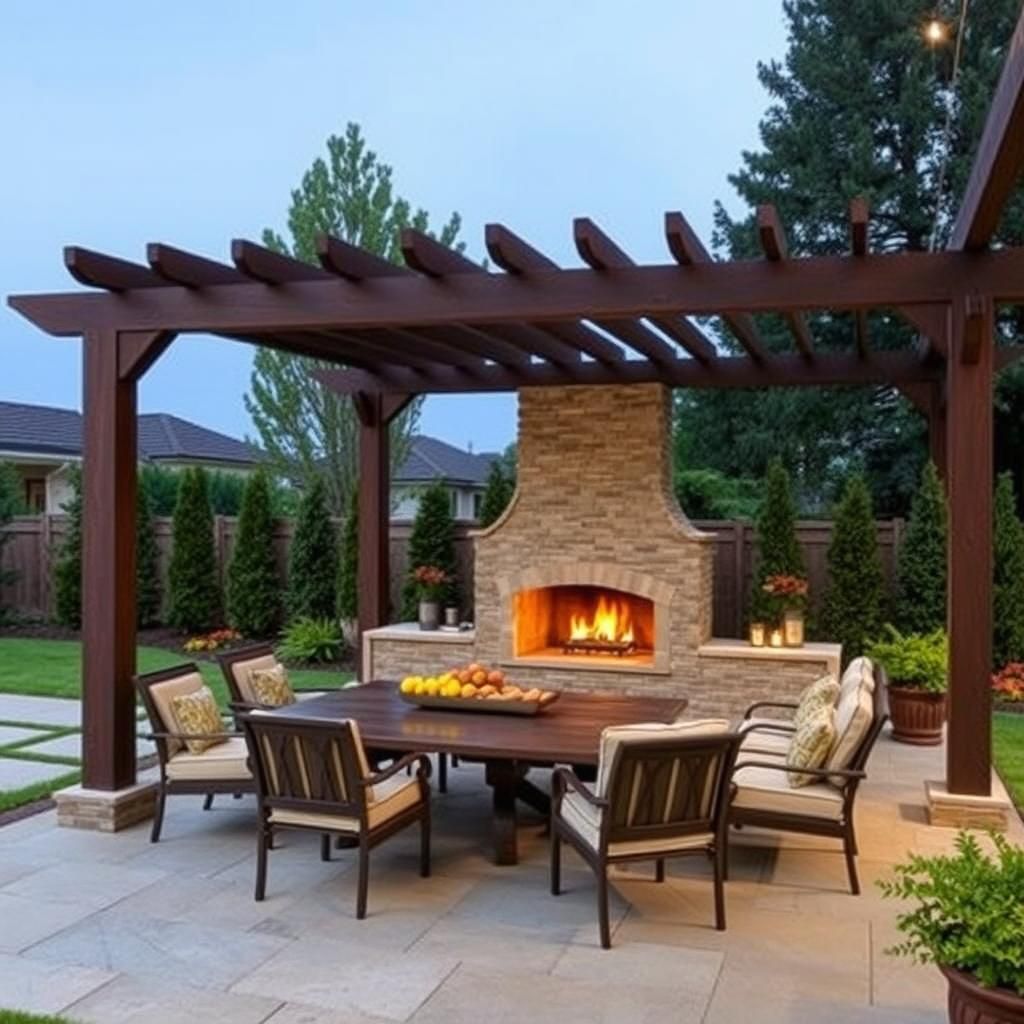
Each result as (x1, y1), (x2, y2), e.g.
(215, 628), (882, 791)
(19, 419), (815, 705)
(276, 616), (344, 664)
(136, 483), (162, 628)
(750, 458), (804, 623)
(401, 480), (458, 619)
(879, 831), (1024, 994)
(994, 472), (1024, 668)
(478, 459), (514, 528)
(53, 466), (83, 628)
(226, 468), (281, 637)
(866, 625), (947, 693)
(286, 476), (337, 621)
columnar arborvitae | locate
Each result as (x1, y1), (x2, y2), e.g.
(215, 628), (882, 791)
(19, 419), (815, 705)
(994, 472), (1024, 668)
(286, 476), (338, 622)
(167, 467), (220, 632)
(750, 458), (804, 622)
(820, 475), (887, 663)
(136, 483), (162, 628)
(226, 469), (281, 636)
(338, 485), (359, 623)
(895, 461), (947, 634)
(478, 460), (513, 528)
(54, 467), (83, 628)
(401, 480), (458, 619)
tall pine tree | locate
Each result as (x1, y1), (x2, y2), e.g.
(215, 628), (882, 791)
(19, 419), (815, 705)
(750, 458), (804, 622)
(226, 469), (281, 636)
(54, 467), (83, 628)
(167, 468), (220, 632)
(478, 460), (513, 528)
(994, 472), (1024, 668)
(286, 476), (338, 622)
(821, 475), (887, 663)
(675, 0), (1024, 514)
(401, 481), (458, 619)
(136, 483), (162, 628)
(895, 461), (946, 633)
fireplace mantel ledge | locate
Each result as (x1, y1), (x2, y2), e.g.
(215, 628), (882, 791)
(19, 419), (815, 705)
(698, 639), (842, 679)
(363, 622), (476, 643)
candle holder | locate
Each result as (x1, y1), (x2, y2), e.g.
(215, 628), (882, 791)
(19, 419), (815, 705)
(749, 622), (766, 647)
(769, 627), (784, 648)
(783, 608), (805, 647)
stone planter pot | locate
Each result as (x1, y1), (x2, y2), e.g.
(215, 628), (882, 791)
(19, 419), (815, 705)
(888, 685), (947, 745)
(942, 966), (1024, 1024)
(418, 600), (441, 631)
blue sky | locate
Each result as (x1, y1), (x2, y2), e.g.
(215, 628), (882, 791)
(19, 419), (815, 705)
(1, 2), (787, 454)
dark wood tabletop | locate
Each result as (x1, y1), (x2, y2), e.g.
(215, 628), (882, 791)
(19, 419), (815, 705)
(271, 679), (688, 765)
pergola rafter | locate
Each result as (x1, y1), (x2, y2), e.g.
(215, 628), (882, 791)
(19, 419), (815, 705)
(9, 6), (1024, 823)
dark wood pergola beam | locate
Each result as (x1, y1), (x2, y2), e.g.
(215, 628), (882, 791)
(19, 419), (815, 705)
(664, 212), (769, 363)
(573, 217), (716, 365)
(849, 198), (870, 358)
(148, 243), (247, 287)
(15, 245), (1024, 339)
(756, 205), (814, 361)
(231, 239), (331, 284)
(316, 349), (941, 396)
(65, 247), (169, 291)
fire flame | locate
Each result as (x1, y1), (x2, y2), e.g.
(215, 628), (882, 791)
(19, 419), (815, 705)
(569, 594), (634, 645)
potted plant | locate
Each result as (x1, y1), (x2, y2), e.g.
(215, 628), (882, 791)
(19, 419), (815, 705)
(993, 663), (1024, 713)
(880, 831), (1024, 1023)
(762, 573), (809, 647)
(411, 565), (450, 631)
(866, 625), (947, 745)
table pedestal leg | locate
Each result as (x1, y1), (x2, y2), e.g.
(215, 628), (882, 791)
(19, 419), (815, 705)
(486, 760), (525, 865)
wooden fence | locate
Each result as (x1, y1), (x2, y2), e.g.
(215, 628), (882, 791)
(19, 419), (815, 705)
(0, 515), (904, 638)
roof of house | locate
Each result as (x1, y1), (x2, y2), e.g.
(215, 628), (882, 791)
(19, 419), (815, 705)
(395, 435), (497, 486)
(0, 400), (259, 466)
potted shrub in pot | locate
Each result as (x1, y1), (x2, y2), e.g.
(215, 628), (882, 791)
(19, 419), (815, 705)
(411, 565), (450, 631)
(880, 832), (1024, 1024)
(866, 626), (947, 745)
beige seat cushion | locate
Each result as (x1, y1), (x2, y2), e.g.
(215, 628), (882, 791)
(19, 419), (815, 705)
(148, 671), (206, 757)
(268, 773), (423, 833)
(230, 653), (279, 704)
(826, 679), (874, 783)
(559, 788), (715, 858)
(785, 707), (837, 787)
(740, 728), (792, 757)
(732, 764), (844, 822)
(166, 736), (252, 782)
(597, 718), (730, 797)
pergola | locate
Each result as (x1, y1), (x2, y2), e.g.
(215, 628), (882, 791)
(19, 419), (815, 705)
(8, 11), (1024, 814)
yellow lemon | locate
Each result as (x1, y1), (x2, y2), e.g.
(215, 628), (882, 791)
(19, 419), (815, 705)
(445, 680), (461, 698)
(399, 677), (416, 695)
(413, 681), (427, 695)
(425, 679), (441, 696)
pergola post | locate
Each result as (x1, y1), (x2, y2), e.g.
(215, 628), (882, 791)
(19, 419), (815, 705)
(928, 295), (1007, 827)
(56, 329), (171, 831)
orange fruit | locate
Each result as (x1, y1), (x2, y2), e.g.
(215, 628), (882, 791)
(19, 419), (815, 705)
(487, 670), (504, 686)
(461, 683), (478, 699)
(457, 670), (472, 684)
(471, 670), (487, 686)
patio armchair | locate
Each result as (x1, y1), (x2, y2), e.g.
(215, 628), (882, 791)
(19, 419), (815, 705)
(135, 663), (254, 843)
(550, 719), (740, 948)
(729, 660), (889, 894)
(218, 642), (456, 792)
(238, 711), (432, 919)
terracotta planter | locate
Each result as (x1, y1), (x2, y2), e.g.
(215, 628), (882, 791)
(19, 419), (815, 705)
(942, 966), (1024, 1024)
(888, 685), (947, 745)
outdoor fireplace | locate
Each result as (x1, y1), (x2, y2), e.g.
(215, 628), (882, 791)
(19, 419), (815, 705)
(513, 585), (655, 663)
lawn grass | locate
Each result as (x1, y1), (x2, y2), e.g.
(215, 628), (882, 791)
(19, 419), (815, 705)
(0, 1012), (75, 1024)
(0, 769), (81, 815)
(0, 637), (351, 708)
(993, 711), (1024, 808)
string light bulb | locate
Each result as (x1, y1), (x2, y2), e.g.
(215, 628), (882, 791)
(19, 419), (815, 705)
(924, 18), (949, 46)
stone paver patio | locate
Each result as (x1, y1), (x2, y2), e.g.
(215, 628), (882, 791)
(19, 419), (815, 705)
(0, 731), (1019, 1023)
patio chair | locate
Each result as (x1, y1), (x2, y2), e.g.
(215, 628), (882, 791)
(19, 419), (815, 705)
(135, 663), (254, 843)
(729, 659), (889, 894)
(218, 642), (456, 792)
(550, 719), (740, 948)
(238, 711), (432, 919)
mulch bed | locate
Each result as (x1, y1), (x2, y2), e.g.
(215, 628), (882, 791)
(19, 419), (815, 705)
(995, 701), (1024, 716)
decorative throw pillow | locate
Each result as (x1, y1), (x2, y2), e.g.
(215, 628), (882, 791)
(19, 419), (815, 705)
(170, 686), (226, 754)
(793, 675), (840, 730)
(250, 664), (296, 708)
(786, 707), (837, 788)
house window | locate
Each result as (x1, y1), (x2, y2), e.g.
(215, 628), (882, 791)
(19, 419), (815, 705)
(24, 478), (45, 513)
(450, 489), (458, 517)
(473, 492), (483, 520)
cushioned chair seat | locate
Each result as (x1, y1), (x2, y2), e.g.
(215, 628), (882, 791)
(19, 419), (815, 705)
(166, 736), (252, 782)
(739, 729), (792, 756)
(294, 690), (325, 702)
(739, 714), (795, 732)
(560, 788), (715, 858)
(731, 764), (844, 821)
(268, 773), (423, 833)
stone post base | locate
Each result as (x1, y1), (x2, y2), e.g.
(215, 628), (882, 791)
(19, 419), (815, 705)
(924, 779), (1011, 831)
(54, 777), (158, 832)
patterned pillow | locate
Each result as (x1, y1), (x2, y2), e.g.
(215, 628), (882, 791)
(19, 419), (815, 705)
(250, 665), (296, 708)
(786, 707), (837, 788)
(793, 675), (840, 729)
(170, 686), (226, 754)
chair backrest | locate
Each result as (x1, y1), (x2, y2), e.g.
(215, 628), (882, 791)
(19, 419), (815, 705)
(217, 643), (279, 707)
(847, 662), (890, 775)
(134, 662), (206, 761)
(239, 713), (370, 822)
(601, 727), (741, 849)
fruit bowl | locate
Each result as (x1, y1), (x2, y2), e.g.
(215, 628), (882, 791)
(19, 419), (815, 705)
(397, 663), (559, 716)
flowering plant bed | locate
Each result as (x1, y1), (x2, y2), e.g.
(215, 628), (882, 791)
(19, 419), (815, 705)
(183, 628), (242, 653)
(993, 663), (1024, 711)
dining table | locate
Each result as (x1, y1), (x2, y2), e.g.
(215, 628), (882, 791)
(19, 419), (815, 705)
(269, 679), (688, 864)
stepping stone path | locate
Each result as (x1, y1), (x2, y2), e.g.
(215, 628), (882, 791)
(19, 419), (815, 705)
(0, 694), (84, 793)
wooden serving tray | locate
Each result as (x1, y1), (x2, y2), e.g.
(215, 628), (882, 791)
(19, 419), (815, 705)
(399, 691), (559, 716)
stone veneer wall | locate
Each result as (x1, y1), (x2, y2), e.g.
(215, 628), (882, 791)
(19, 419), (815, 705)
(472, 383), (716, 701)
(692, 656), (828, 719)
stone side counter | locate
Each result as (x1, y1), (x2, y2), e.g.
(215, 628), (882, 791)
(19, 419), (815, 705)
(362, 623), (477, 681)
